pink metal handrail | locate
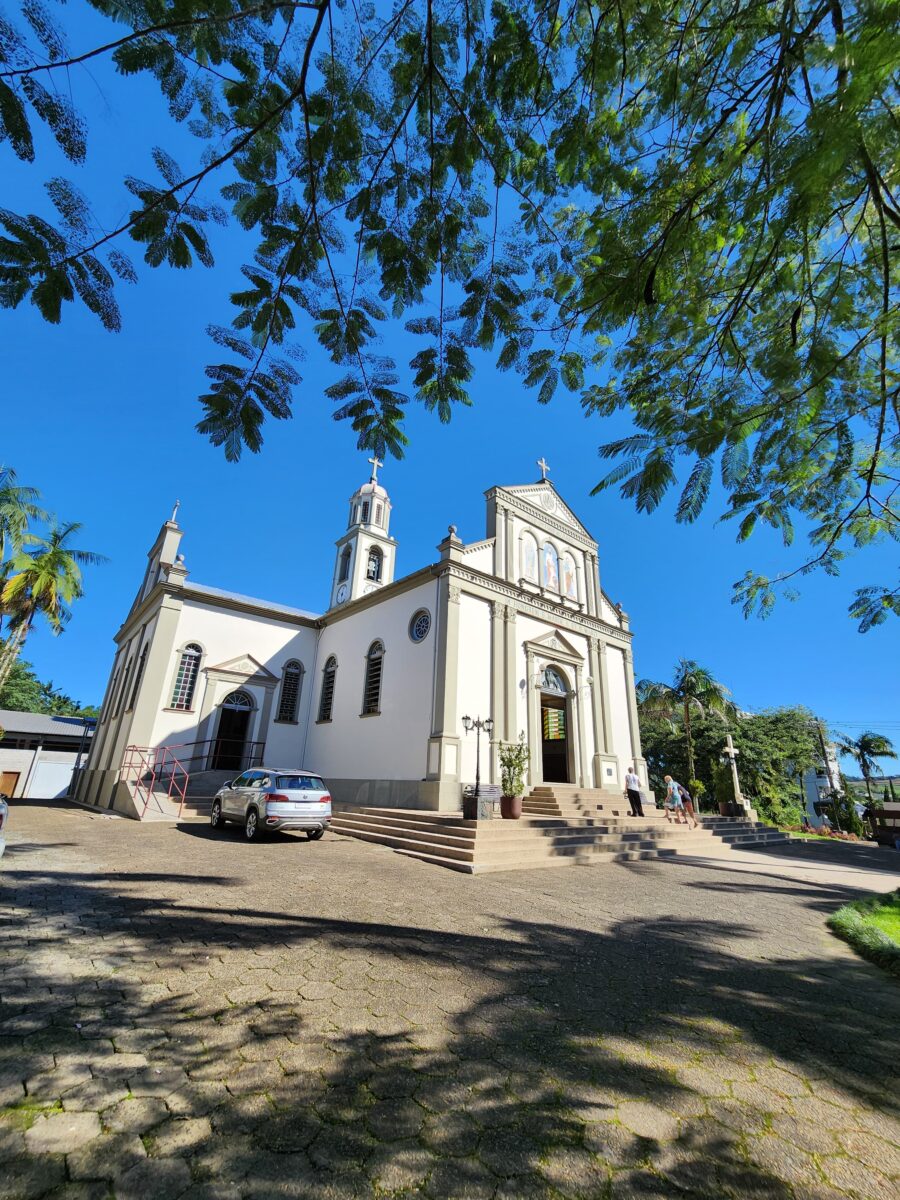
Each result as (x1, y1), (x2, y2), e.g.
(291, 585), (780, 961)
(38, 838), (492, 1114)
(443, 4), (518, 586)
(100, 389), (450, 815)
(121, 744), (191, 819)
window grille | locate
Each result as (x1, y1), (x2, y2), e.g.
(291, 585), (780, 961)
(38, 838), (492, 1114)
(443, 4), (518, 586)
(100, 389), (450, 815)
(170, 644), (202, 710)
(409, 610), (431, 642)
(362, 642), (384, 715)
(277, 661), (303, 723)
(338, 545), (352, 582)
(367, 547), (383, 581)
(128, 644), (148, 711)
(375, 503), (383, 525)
(361, 501), (370, 522)
(318, 657), (337, 722)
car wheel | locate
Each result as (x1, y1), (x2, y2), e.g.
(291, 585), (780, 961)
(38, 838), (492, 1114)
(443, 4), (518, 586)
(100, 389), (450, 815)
(245, 809), (261, 841)
(306, 828), (325, 841)
(210, 800), (224, 829)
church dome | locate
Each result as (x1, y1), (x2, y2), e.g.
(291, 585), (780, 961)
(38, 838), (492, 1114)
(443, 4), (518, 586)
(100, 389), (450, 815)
(355, 480), (388, 500)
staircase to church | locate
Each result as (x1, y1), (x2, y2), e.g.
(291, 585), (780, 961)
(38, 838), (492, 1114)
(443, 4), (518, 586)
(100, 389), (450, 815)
(329, 796), (789, 873)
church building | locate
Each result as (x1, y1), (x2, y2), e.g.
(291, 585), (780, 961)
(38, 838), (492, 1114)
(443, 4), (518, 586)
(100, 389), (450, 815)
(76, 462), (647, 817)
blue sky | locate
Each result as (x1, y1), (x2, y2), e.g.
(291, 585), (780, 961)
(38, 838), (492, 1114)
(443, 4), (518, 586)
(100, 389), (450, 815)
(3, 6), (898, 772)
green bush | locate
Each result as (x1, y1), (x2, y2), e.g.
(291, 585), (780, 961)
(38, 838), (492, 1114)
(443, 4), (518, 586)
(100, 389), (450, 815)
(827, 890), (900, 979)
(499, 733), (530, 798)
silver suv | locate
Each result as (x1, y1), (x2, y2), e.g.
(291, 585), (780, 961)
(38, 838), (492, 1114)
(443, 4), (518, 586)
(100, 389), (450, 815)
(210, 769), (332, 841)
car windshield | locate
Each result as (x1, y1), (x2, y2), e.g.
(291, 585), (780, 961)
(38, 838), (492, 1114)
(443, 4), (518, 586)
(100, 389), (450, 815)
(275, 775), (326, 791)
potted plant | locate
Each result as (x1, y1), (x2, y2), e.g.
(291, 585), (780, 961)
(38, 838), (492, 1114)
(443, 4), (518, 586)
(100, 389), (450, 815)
(499, 733), (530, 819)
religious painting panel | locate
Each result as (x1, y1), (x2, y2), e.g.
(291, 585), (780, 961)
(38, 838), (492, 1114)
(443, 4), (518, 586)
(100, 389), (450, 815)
(542, 542), (559, 591)
(521, 533), (538, 582)
(562, 554), (578, 600)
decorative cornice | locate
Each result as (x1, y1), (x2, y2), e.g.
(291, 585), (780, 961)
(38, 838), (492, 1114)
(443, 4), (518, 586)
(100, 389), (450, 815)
(442, 563), (631, 644)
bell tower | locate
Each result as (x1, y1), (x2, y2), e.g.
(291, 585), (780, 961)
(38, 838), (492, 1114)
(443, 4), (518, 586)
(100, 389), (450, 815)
(329, 457), (397, 609)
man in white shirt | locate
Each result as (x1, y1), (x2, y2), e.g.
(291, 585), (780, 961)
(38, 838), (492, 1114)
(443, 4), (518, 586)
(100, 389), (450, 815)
(624, 767), (644, 817)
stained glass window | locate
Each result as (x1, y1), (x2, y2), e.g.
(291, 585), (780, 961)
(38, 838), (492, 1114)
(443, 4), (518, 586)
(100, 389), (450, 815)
(170, 644), (202, 710)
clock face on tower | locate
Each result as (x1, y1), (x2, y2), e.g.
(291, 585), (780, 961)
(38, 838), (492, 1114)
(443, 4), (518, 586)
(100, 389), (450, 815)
(336, 584), (349, 604)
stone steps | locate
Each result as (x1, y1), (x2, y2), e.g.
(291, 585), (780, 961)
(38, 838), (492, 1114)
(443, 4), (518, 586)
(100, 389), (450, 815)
(330, 796), (789, 872)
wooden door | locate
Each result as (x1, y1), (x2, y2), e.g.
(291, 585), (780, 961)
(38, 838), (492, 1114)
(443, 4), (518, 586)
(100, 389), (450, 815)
(0, 771), (21, 797)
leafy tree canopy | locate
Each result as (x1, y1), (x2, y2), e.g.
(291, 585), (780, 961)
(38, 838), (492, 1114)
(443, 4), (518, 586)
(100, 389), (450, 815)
(641, 704), (820, 824)
(0, 655), (99, 716)
(1, 0), (898, 624)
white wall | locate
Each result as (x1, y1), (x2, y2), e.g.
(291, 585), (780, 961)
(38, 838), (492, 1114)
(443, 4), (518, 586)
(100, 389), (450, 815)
(150, 601), (317, 750)
(456, 594), (493, 782)
(461, 541), (494, 573)
(306, 580), (438, 780)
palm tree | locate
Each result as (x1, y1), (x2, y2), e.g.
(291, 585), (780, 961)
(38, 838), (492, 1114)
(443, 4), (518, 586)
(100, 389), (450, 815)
(637, 659), (738, 782)
(0, 521), (107, 691)
(0, 465), (46, 562)
(835, 731), (896, 803)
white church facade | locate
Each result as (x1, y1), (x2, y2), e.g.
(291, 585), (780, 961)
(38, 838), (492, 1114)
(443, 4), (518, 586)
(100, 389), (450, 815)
(76, 463), (647, 816)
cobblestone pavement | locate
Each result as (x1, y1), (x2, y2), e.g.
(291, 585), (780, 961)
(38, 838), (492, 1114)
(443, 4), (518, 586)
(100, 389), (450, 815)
(2, 801), (899, 1200)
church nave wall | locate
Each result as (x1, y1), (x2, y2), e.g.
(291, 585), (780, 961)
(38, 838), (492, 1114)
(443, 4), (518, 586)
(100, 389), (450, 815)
(306, 579), (438, 785)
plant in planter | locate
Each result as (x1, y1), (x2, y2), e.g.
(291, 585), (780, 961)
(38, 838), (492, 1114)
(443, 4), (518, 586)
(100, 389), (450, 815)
(499, 733), (530, 820)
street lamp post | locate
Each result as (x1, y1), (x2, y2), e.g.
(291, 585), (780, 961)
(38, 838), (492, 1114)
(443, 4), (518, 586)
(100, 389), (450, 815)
(462, 714), (494, 820)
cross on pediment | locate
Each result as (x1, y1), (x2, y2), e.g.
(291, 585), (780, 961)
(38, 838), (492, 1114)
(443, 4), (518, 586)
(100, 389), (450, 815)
(537, 457), (550, 481)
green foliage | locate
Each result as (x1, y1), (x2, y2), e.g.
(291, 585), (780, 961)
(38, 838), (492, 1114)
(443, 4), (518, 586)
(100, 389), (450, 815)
(0, 480), (105, 691)
(0, 0), (898, 622)
(828, 891), (900, 979)
(641, 704), (821, 824)
(0, 656), (98, 716)
(498, 732), (530, 799)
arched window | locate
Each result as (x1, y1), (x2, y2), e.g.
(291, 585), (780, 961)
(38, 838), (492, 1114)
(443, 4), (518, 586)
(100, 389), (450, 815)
(128, 643), (149, 711)
(222, 689), (252, 710)
(561, 554), (578, 600)
(542, 666), (568, 694)
(170, 643), (202, 710)
(338, 545), (352, 583)
(542, 542), (560, 591)
(318, 656), (337, 722)
(362, 641), (384, 715)
(276, 660), (304, 723)
(366, 546), (383, 582)
(521, 532), (539, 582)
(114, 657), (133, 718)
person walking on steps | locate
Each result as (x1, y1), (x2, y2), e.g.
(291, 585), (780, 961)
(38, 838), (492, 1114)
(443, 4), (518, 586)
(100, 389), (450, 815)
(678, 781), (698, 829)
(663, 775), (687, 825)
(624, 766), (644, 817)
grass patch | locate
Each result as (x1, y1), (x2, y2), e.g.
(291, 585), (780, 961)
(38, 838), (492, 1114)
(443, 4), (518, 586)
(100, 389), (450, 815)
(0, 1099), (64, 1130)
(827, 889), (900, 978)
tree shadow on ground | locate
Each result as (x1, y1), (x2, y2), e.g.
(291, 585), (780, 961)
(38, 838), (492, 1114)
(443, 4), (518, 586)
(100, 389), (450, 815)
(2, 853), (900, 1199)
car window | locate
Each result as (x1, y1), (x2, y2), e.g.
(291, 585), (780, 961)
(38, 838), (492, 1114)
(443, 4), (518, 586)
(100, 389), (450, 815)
(247, 772), (266, 788)
(231, 773), (249, 788)
(276, 775), (326, 791)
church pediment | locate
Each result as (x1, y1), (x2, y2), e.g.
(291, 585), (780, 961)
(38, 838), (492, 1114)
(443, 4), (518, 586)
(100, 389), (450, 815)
(497, 482), (594, 542)
(205, 653), (278, 682)
(525, 629), (584, 663)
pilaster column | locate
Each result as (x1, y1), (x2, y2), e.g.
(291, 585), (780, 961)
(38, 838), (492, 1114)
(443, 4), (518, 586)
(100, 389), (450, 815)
(427, 575), (462, 785)
(489, 600), (504, 784)
(592, 553), (602, 616)
(623, 643), (644, 766)
(574, 662), (589, 786)
(524, 647), (542, 785)
(505, 509), (515, 582)
(503, 605), (518, 743)
(494, 504), (506, 579)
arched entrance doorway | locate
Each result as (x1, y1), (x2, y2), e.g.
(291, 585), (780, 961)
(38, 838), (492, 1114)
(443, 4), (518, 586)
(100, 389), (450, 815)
(211, 690), (254, 771)
(540, 666), (571, 783)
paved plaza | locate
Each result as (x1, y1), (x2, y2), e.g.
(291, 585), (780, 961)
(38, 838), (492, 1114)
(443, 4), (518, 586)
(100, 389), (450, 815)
(2, 801), (899, 1200)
